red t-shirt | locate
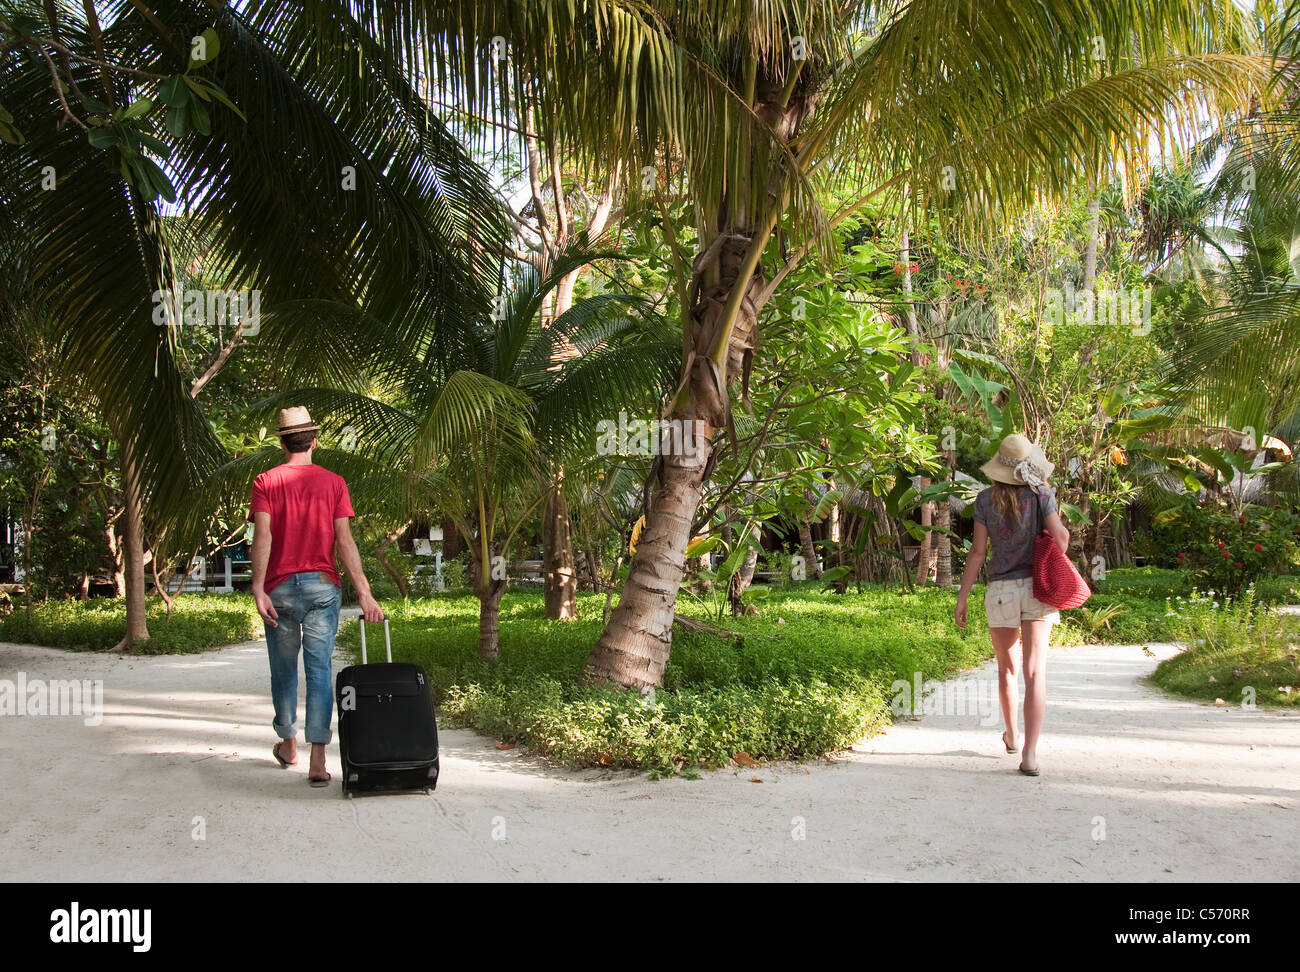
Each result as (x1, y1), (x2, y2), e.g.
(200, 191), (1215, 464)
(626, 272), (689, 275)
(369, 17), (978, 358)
(249, 463), (355, 593)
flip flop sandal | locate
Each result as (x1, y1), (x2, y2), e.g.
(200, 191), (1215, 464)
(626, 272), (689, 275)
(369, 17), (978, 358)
(272, 741), (294, 768)
(1019, 763), (1040, 777)
(308, 773), (331, 787)
(1002, 731), (1019, 754)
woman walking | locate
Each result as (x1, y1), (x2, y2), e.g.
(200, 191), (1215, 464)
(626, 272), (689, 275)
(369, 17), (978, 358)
(954, 435), (1070, 776)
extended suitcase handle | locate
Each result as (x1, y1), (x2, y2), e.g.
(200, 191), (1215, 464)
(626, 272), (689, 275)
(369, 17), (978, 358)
(359, 616), (391, 664)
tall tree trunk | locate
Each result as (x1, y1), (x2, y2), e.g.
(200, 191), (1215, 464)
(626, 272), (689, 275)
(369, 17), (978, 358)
(913, 477), (934, 587)
(106, 514), (125, 597)
(727, 544), (759, 616)
(1084, 196), (1100, 293)
(584, 68), (797, 689)
(934, 497), (953, 587)
(471, 548), (508, 661)
(583, 417), (716, 689)
(113, 435), (149, 650)
(543, 482), (577, 619)
(797, 517), (820, 579)
(477, 580), (507, 662)
(374, 520), (411, 597)
(535, 163), (619, 617)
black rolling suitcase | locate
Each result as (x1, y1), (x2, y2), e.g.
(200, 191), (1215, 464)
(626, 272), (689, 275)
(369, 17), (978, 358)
(335, 618), (439, 797)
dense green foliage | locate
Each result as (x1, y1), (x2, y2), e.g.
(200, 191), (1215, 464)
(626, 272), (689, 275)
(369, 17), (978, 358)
(0, 593), (260, 653)
(1150, 503), (1300, 595)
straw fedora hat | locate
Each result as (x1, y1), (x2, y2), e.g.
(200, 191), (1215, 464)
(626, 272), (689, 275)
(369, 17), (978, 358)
(981, 433), (1054, 486)
(276, 406), (320, 437)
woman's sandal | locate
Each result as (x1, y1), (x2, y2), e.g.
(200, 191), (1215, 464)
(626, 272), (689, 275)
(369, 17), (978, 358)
(308, 772), (331, 788)
(272, 741), (295, 768)
(1002, 730), (1019, 754)
(1018, 763), (1040, 777)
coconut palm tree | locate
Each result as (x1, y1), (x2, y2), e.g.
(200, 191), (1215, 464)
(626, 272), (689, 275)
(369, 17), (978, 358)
(0, 0), (507, 645)
(1163, 0), (1300, 454)
(298, 0), (1265, 689)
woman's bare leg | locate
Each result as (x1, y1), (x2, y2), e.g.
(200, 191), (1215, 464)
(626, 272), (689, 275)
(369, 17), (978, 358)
(1020, 619), (1051, 771)
(990, 627), (1021, 751)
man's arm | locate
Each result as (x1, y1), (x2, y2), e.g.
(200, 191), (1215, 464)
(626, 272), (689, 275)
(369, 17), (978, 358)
(250, 511), (278, 627)
(954, 521), (987, 629)
(334, 517), (384, 622)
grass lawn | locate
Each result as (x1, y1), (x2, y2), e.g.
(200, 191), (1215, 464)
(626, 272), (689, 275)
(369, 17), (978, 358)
(1149, 635), (1300, 709)
(336, 582), (995, 774)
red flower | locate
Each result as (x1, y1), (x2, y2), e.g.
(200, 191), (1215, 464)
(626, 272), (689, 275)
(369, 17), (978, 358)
(1222, 550), (1232, 558)
(1217, 541), (1227, 549)
(1177, 551), (1187, 560)
(1238, 516), (1245, 523)
(1235, 561), (1244, 569)
(1254, 543), (1264, 552)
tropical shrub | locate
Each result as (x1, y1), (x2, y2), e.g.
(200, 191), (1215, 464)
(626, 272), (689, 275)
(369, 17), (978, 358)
(1152, 502), (1300, 596)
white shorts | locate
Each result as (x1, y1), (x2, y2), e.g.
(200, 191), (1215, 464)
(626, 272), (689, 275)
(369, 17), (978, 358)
(985, 577), (1060, 628)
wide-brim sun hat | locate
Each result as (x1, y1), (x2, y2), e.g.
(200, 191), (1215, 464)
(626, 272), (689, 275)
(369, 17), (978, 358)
(981, 433), (1054, 487)
(276, 406), (320, 436)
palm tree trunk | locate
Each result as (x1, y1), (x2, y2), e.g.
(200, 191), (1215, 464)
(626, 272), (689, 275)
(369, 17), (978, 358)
(727, 544), (759, 616)
(797, 517), (821, 578)
(477, 579), (507, 662)
(935, 498), (953, 587)
(582, 416), (716, 690)
(913, 477), (934, 587)
(542, 482), (577, 620)
(113, 435), (149, 650)
(585, 69), (794, 689)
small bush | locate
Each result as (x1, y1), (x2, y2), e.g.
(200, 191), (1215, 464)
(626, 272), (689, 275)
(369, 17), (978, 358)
(1152, 503), (1300, 596)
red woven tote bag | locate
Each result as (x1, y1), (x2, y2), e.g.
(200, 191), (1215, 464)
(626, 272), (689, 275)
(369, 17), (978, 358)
(1031, 491), (1091, 609)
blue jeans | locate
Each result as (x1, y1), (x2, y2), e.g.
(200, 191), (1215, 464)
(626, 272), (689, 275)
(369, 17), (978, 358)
(266, 571), (341, 745)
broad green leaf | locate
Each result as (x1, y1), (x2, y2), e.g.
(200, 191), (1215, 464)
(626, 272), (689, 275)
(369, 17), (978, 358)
(166, 105), (189, 138)
(138, 157), (176, 203)
(158, 76), (190, 108)
(1058, 502), (1087, 526)
(183, 76), (212, 102)
(190, 98), (211, 136)
(686, 535), (721, 559)
(122, 98), (153, 120)
(188, 28), (221, 68)
(138, 132), (172, 158)
(195, 81), (247, 121)
(79, 95), (111, 115)
(87, 127), (117, 149)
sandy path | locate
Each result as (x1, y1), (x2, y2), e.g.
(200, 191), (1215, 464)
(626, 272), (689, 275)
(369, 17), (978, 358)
(1, 635), (1296, 882)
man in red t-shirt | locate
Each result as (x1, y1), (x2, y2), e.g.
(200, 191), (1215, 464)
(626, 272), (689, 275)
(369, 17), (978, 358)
(250, 407), (383, 786)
